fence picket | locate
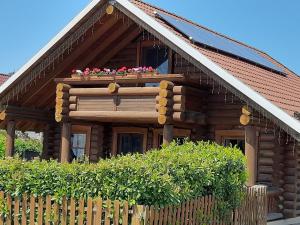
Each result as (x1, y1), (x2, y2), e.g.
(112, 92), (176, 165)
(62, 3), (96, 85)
(78, 197), (85, 225)
(61, 196), (68, 225)
(0, 186), (267, 225)
(14, 196), (20, 225)
(87, 197), (93, 225)
(37, 196), (43, 225)
(21, 193), (27, 225)
(149, 206), (155, 225)
(122, 201), (129, 225)
(94, 198), (102, 225)
(104, 199), (111, 225)
(53, 200), (59, 225)
(69, 198), (76, 225)
(6, 193), (12, 225)
(0, 192), (3, 225)
(45, 195), (51, 225)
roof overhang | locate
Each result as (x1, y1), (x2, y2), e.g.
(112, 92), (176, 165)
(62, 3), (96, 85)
(113, 0), (300, 141)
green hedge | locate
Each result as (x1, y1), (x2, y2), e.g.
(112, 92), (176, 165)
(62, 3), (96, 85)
(0, 130), (42, 158)
(0, 141), (246, 210)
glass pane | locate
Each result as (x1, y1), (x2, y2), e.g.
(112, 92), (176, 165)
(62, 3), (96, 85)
(71, 133), (86, 161)
(142, 47), (169, 74)
(117, 133), (143, 155)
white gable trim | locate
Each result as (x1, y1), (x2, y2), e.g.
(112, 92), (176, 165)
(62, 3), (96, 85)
(114, 0), (300, 140)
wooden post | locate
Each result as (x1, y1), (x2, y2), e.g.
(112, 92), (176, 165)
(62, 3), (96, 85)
(60, 122), (71, 163)
(41, 124), (50, 159)
(163, 124), (173, 146)
(5, 120), (16, 157)
(245, 126), (258, 186)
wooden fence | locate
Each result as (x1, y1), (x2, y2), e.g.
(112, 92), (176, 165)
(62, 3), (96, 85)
(0, 185), (267, 225)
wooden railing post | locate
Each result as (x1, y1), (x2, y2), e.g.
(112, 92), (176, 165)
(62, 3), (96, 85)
(5, 120), (16, 157)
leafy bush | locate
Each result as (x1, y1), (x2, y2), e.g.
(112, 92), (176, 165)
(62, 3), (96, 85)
(0, 130), (42, 158)
(0, 141), (246, 210)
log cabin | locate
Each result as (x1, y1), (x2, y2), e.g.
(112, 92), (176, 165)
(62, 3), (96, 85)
(1, 0), (300, 221)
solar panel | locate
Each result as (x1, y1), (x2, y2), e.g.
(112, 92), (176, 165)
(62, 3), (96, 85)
(157, 12), (284, 74)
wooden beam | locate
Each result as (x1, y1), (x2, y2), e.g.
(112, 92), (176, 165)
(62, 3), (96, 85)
(69, 111), (158, 123)
(60, 122), (71, 163)
(94, 27), (140, 67)
(79, 21), (135, 68)
(163, 124), (173, 146)
(69, 86), (160, 96)
(245, 126), (258, 186)
(6, 120), (16, 157)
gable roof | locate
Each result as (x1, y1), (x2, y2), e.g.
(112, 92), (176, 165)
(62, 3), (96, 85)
(131, 0), (300, 116)
(0, 74), (9, 86)
(1, 0), (299, 140)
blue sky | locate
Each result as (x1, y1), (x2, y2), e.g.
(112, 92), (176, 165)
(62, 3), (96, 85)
(0, 0), (299, 75)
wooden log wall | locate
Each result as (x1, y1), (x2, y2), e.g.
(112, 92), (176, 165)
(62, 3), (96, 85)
(104, 42), (137, 68)
(89, 125), (104, 162)
(281, 139), (300, 218)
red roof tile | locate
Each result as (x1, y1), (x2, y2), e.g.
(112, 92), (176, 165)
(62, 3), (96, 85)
(132, 0), (300, 116)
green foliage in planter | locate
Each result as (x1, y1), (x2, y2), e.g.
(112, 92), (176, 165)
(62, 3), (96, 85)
(0, 130), (42, 158)
(0, 141), (246, 211)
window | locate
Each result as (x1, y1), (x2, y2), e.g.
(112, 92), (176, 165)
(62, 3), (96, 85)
(224, 138), (245, 154)
(112, 127), (148, 156)
(71, 134), (86, 161)
(153, 128), (191, 148)
(70, 125), (91, 161)
(117, 133), (143, 154)
(215, 130), (245, 154)
(141, 46), (169, 74)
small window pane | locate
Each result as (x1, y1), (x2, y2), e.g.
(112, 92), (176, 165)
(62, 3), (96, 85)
(117, 133), (143, 155)
(142, 47), (169, 74)
(71, 133), (86, 161)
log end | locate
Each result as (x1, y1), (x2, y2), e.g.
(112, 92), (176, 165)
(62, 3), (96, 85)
(240, 114), (250, 125)
(108, 83), (120, 93)
(158, 115), (171, 125)
(159, 80), (174, 90)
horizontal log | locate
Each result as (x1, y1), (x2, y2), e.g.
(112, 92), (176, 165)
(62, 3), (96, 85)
(69, 96), (77, 104)
(173, 86), (206, 96)
(173, 112), (186, 122)
(156, 97), (173, 107)
(173, 103), (185, 112)
(159, 80), (174, 90)
(158, 115), (172, 125)
(159, 89), (173, 98)
(173, 95), (185, 104)
(69, 87), (160, 96)
(69, 111), (159, 123)
(56, 83), (71, 92)
(155, 105), (173, 116)
(69, 104), (77, 111)
(56, 92), (70, 99)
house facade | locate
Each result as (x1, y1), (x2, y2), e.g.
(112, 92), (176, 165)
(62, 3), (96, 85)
(0, 0), (300, 220)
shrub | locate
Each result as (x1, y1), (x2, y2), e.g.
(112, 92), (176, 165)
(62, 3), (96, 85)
(0, 141), (246, 210)
(0, 130), (42, 158)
